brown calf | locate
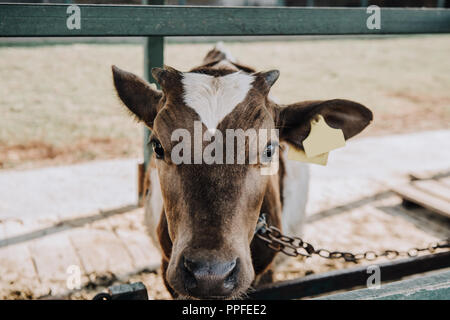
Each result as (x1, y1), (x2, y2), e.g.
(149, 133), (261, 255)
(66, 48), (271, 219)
(112, 44), (372, 299)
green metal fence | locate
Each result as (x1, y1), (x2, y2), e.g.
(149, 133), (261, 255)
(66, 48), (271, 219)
(1, 5), (449, 36)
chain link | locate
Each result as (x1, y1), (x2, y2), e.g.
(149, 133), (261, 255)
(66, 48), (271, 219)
(256, 218), (450, 263)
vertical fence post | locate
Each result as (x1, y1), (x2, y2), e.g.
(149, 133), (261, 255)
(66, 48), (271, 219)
(139, 0), (164, 206)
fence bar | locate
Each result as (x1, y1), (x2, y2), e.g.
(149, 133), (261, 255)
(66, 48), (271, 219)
(139, 0), (164, 205)
(0, 4), (449, 37)
(249, 251), (450, 300)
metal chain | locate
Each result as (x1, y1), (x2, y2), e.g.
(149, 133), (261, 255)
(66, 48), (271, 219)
(255, 215), (450, 263)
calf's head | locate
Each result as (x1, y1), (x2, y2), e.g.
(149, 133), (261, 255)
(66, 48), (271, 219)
(112, 65), (372, 299)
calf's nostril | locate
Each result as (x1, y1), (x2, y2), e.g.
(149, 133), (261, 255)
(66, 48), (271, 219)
(211, 259), (237, 278)
(181, 256), (239, 297)
(223, 258), (239, 290)
(183, 257), (198, 273)
(182, 258), (198, 290)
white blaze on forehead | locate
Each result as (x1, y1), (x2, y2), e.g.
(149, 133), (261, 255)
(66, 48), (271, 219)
(181, 71), (254, 129)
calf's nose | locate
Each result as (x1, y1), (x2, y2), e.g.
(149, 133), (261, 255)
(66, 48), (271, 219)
(182, 256), (239, 298)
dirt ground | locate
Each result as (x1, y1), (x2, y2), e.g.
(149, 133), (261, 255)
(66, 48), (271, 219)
(1, 35), (449, 169)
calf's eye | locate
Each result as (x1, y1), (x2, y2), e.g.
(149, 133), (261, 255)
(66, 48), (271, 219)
(151, 140), (164, 159)
(262, 143), (277, 162)
(265, 144), (274, 158)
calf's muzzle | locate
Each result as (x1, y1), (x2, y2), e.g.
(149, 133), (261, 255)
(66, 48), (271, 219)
(180, 255), (239, 298)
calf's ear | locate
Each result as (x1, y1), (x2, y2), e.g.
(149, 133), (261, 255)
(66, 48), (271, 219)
(276, 99), (373, 150)
(112, 65), (162, 129)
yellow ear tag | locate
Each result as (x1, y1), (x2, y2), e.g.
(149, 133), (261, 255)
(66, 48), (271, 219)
(303, 115), (345, 158)
(287, 145), (329, 166)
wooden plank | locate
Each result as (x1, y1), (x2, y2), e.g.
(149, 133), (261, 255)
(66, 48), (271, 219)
(0, 222), (44, 298)
(115, 229), (161, 271)
(409, 169), (450, 181)
(409, 172), (433, 180)
(392, 184), (450, 219)
(28, 233), (83, 295)
(0, 244), (36, 280)
(413, 180), (450, 202)
(69, 229), (134, 276)
(439, 177), (450, 187)
(0, 205), (138, 249)
(318, 269), (450, 300)
(0, 244), (45, 298)
(0, 5), (449, 37)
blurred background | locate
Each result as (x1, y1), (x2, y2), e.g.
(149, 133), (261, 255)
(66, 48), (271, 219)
(0, 0), (449, 300)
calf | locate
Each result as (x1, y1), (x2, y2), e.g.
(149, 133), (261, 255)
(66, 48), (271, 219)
(112, 44), (372, 299)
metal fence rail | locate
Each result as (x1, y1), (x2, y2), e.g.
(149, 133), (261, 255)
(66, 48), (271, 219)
(0, 4), (450, 37)
(249, 251), (450, 299)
